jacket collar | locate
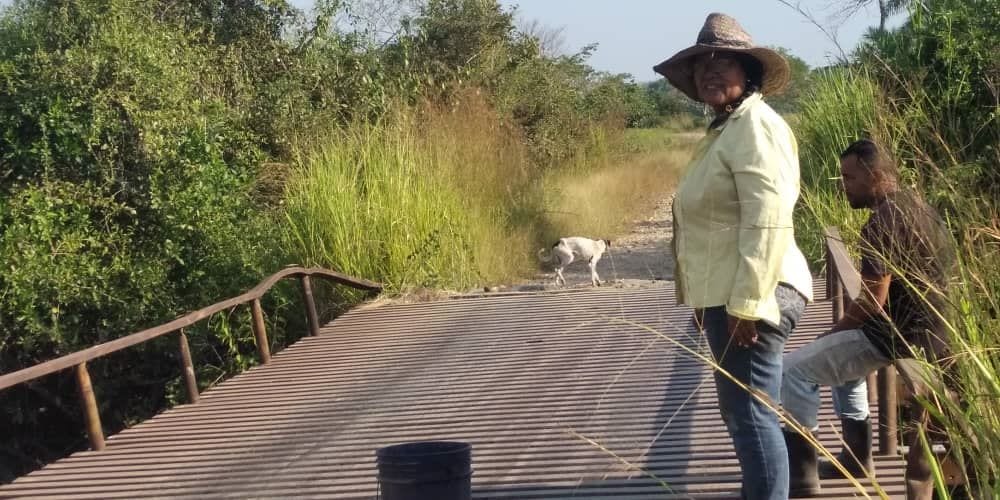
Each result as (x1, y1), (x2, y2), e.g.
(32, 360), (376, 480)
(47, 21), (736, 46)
(710, 92), (761, 131)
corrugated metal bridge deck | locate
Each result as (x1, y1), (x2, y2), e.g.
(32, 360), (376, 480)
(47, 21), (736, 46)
(3, 283), (906, 499)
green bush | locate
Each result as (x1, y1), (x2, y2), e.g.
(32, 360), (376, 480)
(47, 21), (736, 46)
(0, 0), (688, 482)
(857, 0), (999, 196)
(0, 0), (291, 480)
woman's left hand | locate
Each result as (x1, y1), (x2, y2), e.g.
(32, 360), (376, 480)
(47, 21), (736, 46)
(727, 315), (758, 347)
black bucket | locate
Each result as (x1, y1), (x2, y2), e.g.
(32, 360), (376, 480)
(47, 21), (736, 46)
(376, 441), (472, 500)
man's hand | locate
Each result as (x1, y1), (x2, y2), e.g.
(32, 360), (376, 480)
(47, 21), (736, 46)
(728, 315), (758, 348)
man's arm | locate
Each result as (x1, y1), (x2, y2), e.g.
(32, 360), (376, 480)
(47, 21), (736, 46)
(826, 271), (892, 334)
(828, 199), (898, 336)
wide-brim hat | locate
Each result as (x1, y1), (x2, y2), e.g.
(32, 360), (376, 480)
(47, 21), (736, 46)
(653, 13), (790, 102)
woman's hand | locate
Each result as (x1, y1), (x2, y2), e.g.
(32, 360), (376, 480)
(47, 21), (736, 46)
(727, 315), (758, 347)
(692, 308), (705, 331)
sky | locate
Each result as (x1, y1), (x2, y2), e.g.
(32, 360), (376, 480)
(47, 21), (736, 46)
(498, 0), (896, 81)
(289, 0), (901, 83)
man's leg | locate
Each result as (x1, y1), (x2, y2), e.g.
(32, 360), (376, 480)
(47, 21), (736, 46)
(832, 379), (869, 421)
(780, 330), (890, 497)
(822, 379), (875, 478)
(782, 330), (890, 430)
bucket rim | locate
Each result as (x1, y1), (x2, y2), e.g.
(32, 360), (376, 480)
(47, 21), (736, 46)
(376, 440), (471, 459)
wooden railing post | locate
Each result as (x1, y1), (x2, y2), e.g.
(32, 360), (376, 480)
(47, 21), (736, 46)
(251, 299), (272, 364)
(867, 372), (878, 406)
(826, 245), (834, 300)
(178, 329), (199, 404)
(878, 366), (899, 455)
(75, 363), (105, 451)
(300, 275), (321, 337)
(826, 245), (845, 323)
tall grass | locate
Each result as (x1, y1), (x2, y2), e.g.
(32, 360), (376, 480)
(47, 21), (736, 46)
(281, 127), (486, 291)
(281, 94), (691, 294)
(793, 67), (881, 265)
(906, 208), (1000, 499)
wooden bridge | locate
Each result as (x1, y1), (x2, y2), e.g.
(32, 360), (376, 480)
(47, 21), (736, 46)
(1, 280), (910, 498)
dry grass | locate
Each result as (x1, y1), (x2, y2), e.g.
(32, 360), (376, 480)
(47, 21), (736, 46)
(541, 140), (695, 243)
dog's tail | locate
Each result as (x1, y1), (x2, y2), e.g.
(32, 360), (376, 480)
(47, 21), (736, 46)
(537, 247), (554, 264)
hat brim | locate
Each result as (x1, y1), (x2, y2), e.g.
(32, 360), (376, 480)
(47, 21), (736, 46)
(653, 44), (790, 102)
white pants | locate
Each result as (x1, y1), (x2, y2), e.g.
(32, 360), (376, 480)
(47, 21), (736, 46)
(781, 329), (890, 429)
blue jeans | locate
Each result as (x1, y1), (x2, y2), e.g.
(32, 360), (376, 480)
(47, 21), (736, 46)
(781, 329), (891, 430)
(703, 284), (806, 500)
(832, 378), (870, 421)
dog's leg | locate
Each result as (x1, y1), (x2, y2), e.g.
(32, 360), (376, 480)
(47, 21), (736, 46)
(588, 260), (601, 286)
(555, 267), (565, 286)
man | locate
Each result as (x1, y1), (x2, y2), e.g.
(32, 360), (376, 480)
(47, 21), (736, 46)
(780, 139), (953, 497)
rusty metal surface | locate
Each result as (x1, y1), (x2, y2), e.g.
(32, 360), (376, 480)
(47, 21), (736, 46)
(2, 282), (906, 499)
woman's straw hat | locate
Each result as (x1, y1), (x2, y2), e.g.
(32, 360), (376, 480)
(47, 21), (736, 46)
(653, 13), (790, 101)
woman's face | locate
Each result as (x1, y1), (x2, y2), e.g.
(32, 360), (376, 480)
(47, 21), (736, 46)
(692, 52), (747, 113)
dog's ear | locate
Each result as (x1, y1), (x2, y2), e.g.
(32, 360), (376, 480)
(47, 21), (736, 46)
(604, 239), (611, 247)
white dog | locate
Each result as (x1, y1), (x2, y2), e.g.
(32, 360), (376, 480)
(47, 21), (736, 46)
(537, 237), (611, 287)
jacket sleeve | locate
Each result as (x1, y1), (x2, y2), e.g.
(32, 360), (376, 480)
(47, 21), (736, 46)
(720, 116), (797, 322)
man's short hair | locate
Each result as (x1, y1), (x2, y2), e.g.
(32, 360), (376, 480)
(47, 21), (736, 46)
(840, 139), (897, 181)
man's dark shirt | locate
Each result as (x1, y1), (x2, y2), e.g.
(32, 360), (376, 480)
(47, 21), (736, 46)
(858, 192), (954, 360)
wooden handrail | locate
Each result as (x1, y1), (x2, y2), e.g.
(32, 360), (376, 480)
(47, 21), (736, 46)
(823, 226), (898, 456)
(823, 226), (861, 300)
(0, 267), (380, 392)
(0, 265), (380, 452)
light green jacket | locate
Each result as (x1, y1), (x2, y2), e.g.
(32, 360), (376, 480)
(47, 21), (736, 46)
(672, 93), (813, 327)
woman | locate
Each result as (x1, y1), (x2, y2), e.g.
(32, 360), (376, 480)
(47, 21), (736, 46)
(653, 13), (815, 499)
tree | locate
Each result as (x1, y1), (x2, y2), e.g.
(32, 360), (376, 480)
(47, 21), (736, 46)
(517, 18), (566, 58)
(405, 0), (521, 85)
(765, 47), (812, 114)
(644, 79), (693, 117)
(834, 0), (910, 32)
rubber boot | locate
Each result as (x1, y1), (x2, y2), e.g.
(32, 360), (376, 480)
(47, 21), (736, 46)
(785, 429), (821, 497)
(819, 417), (874, 479)
(905, 430), (935, 500)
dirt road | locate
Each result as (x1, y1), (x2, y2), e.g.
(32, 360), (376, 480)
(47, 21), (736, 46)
(512, 196), (676, 292)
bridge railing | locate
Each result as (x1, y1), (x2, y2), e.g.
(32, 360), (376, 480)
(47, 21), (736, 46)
(0, 266), (381, 452)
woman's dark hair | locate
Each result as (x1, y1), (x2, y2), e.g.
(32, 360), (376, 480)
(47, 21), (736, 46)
(735, 53), (764, 93)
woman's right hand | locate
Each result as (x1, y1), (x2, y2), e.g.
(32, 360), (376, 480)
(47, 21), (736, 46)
(692, 308), (705, 331)
(728, 315), (759, 347)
